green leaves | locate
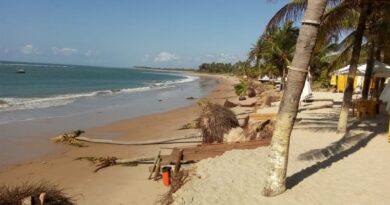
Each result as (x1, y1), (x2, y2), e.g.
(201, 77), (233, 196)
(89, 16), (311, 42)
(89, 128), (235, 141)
(234, 79), (249, 97)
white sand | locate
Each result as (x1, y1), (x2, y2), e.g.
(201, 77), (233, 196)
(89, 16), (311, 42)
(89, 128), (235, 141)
(173, 92), (389, 205)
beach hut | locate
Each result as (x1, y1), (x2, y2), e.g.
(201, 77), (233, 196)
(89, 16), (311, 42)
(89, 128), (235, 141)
(330, 61), (390, 93)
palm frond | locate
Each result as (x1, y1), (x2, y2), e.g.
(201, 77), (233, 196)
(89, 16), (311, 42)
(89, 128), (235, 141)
(264, 0), (307, 34)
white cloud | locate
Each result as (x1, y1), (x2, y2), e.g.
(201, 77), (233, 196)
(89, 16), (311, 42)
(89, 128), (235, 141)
(154, 52), (179, 62)
(20, 44), (39, 55)
(52, 47), (79, 56)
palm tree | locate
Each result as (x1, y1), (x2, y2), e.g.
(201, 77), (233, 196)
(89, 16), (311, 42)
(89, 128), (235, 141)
(248, 22), (299, 88)
(361, 4), (390, 99)
(262, 0), (329, 196)
(337, 0), (372, 133)
(258, 0), (388, 133)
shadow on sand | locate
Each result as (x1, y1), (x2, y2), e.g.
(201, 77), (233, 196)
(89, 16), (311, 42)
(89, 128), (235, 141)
(286, 118), (387, 190)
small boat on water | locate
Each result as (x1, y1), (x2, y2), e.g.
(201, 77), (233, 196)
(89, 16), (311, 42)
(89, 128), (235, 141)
(16, 69), (26, 74)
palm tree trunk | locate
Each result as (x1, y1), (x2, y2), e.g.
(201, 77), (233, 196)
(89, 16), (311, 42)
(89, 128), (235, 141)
(362, 40), (375, 99)
(262, 0), (328, 197)
(337, 1), (371, 133)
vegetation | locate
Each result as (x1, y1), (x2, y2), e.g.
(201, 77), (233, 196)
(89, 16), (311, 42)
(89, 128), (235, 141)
(0, 182), (74, 205)
(248, 21), (299, 82)
(234, 80), (249, 97)
(198, 102), (239, 143)
(198, 61), (260, 79)
(51, 130), (86, 147)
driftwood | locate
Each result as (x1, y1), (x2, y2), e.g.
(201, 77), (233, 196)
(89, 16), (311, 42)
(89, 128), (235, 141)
(114, 157), (155, 164)
(77, 156), (156, 172)
(299, 103), (333, 111)
(161, 139), (271, 163)
(152, 157), (162, 180)
(304, 98), (334, 103)
(148, 151), (161, 179)
(75, 133), (201, 145)
(173, 149), (184, 177)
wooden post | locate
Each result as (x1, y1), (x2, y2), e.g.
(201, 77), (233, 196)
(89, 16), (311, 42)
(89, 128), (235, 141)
(152, 157), (162, 180)
(173, 149), (184, 177)
(148, 151), (161, 179)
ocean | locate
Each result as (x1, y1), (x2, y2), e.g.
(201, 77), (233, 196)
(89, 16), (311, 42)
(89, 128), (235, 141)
(0, 61), (214, 125)
(0, 61), (217, 167)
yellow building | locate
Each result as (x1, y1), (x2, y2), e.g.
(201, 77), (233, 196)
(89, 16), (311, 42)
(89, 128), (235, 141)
(330, 75), (362, 93)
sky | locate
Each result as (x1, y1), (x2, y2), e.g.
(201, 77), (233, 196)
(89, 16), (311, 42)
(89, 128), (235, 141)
(0, 0), (289, 68)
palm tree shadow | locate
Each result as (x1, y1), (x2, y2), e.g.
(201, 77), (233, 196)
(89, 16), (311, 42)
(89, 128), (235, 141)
(286, 122), (386, 189)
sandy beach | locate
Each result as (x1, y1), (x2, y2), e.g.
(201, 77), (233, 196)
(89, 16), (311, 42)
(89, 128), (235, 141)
(172, 92), (390, 205)
(0, 73), (238, 204)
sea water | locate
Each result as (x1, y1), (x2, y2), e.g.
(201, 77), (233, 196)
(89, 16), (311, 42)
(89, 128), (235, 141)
(0, 61), (218, 167)
(0, 61), (214, 125)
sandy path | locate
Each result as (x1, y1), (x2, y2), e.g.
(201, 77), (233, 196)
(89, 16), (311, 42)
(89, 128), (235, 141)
(173, 92), (389, 205)
(0, 73), (238, 204)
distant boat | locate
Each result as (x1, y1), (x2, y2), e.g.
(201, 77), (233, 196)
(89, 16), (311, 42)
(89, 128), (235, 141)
(16, 69), (26, 74)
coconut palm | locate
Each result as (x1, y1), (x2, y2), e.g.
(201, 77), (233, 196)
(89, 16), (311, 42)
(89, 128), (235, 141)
(248, 22), (299, 89)
(337, 0), (390, 132)
(259, 0), (389, 133)
(337, 0), (372, 133)
(262, 0), (329, 196)
(361, 5), (390, 99)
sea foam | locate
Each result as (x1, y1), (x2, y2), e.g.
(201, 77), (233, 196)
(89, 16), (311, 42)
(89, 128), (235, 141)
(0, 74), (198, 112)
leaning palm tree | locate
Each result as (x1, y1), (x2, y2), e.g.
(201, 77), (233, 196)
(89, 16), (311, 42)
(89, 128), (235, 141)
(361, 4), (390, 99)
(337, 0), (372, 133)
(336, 0), (390, 132)
(262, 0), (329, 196)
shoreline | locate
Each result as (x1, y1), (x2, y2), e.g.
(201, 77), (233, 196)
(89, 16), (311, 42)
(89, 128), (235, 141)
(0, 72), (238, 204)
(0, 72), (218, 168)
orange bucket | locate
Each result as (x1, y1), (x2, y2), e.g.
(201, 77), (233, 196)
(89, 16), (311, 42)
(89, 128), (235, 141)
(162, 166), (171, 186)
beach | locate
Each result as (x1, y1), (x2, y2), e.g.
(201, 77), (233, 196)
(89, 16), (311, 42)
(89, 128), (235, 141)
(0, 72), (238, 204)
(172, 92), (390, 205)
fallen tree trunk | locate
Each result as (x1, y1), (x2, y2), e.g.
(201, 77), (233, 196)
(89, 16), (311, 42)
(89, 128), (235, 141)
(115, 157), (156, 164)
(299, 103), (333, 111)
(76, 133), (201, 145)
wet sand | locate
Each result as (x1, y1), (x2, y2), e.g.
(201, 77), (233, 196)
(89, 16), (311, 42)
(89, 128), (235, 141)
(0, 73), (238, 204)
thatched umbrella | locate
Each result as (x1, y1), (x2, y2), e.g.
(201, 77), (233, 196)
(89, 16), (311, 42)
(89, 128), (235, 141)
(199, 102), (239, 143)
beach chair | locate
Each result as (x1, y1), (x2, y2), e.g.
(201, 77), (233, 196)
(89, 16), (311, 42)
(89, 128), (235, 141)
(353, 99), (377, 119)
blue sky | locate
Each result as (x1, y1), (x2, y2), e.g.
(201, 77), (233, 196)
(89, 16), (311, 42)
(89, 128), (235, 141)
(0, 0), (289, 68)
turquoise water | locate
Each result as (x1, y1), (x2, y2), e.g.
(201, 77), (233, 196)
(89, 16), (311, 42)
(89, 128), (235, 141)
(0, 61), (214, 126)
(0, 61), (194, 111)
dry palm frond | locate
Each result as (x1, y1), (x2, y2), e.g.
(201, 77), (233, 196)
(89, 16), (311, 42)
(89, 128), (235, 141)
(242, 120), (275, 141)
(0, 182), (74, 205)
(179, 119), (200, 130)
(76, 156), (119, 172)
(75, 156), (139, 172)
(156, 170), (189, 205)
(51, 130), (85, 147)
(199, 102), (239, 143)
(258, 120), (275, 139)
